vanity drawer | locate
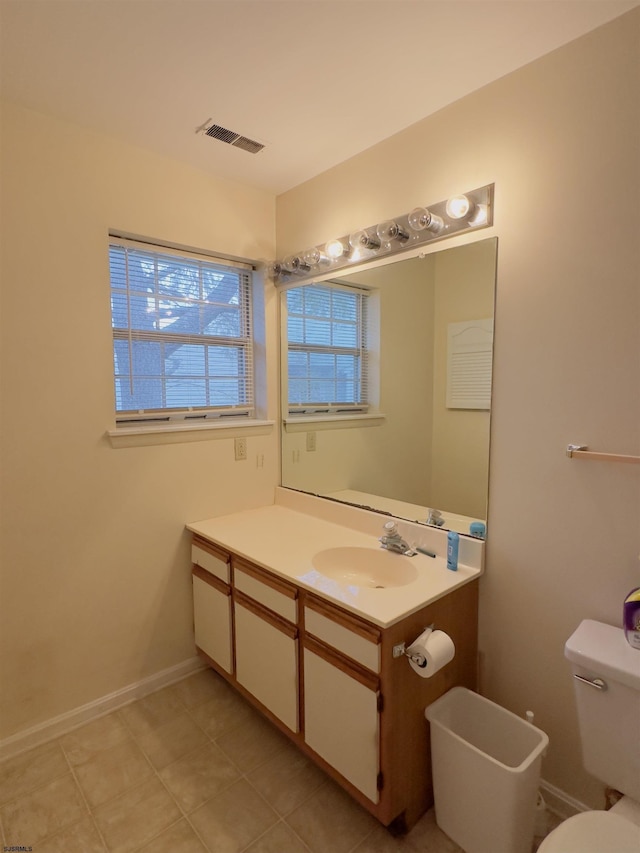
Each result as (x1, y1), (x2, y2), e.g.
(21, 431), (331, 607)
(233, 558), (297, 624)
(304, 596), (381, 673)
(192, 537), (230, 584)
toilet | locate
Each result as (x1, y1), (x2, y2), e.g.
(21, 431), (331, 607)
(538, 619), (640, 852)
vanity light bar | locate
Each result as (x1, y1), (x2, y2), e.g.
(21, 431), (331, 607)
(268, 184), (494, 286)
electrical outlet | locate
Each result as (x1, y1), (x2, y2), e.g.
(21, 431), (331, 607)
(234, 437), (247, 461)
(306, 431), (317, 452)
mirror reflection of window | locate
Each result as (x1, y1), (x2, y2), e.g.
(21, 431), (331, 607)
(286, 282), (370, 415)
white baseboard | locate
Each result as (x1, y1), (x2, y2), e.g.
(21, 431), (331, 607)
(0, 656), (205, 762)
(540, 778), (590, 820)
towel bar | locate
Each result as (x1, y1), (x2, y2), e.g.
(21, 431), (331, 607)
(566, 444), (640, 464)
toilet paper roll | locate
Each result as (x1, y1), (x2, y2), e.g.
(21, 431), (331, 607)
(407, 628), (455, 678)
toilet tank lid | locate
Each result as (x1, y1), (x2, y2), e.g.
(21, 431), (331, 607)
(565, 620), (640, 691)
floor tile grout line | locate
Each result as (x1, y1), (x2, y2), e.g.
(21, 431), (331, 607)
(88, 677), (258, 845)
(58, 741), (111, 852)
(115, 707), (219, 849)
(2, 670), (405, 853)
(136, 688), (316, 853)
(1, 673), (291, 852)
(143, 676), (388, 852)
(239, 762), (378, 853)
(109, 679), (278, 852)
(346, 826), (378, 853)
(242, 759), (331, 822)
(165, 673), (384, 849)
(121, 703), (252, 816)
(64, 718), (163, 815)
(183, 812), (218, 853)
(0, 740), (108, 853)
(238, 816), (316, 853)
(127, 814), (193, 853)
(0, 765), (73, 811)
(56, 699), (190, 851)
(0, 740), (73, 810)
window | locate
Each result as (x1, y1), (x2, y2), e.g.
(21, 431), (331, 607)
(109, 238), (254, 423)
(286, 282), (369, 413)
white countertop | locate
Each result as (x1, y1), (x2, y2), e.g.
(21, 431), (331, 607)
(187, 502), (482, 628)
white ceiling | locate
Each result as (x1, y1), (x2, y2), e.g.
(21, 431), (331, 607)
(1, 0), (638, 194)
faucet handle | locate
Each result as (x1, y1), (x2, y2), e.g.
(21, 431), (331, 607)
(383, 520), (398, 535)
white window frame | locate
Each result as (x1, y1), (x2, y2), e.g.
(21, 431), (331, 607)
(108, 235), (271, 441)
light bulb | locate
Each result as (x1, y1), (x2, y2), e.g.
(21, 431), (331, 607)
(349, 230), (381, 251)
(468, 204), (488, 227)
(376, 220), (409, 243)
(303, 247), (323, 268)
(282, 255), (310, 274)
(407, 207), (444, 233)
(446, 194), (474, 220)
(325, 239), (347, 259)
(266, 261), (282, 278)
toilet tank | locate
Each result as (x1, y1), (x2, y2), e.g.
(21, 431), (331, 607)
(565, 619), (640, 801)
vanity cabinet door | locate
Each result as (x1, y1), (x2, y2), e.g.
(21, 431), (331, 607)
(303, 638), (380, 804)
(192, 566), (233, 674)
(235, 592), (299, 733)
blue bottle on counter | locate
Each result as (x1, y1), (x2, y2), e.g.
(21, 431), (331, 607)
(447, 531), (459, 571)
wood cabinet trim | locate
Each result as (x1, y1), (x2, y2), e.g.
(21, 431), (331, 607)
(304, 593), (381, 644)
(233, 557), (298, 600)
(235, 589), (299, 640)
(192, 564), (231, 595)
(192, 537), (230, 564)
(304, 634), (380, 693)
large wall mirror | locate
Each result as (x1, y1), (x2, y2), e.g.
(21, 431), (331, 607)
(280, 237), (497, 536)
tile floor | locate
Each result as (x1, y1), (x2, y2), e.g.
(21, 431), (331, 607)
(0, 667), (559, 853)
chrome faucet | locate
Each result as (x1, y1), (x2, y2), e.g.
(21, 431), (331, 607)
(379, 521), (417, 556)
(426, 508), (444, 527)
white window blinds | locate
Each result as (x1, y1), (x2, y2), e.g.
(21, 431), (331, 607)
(286, 282), (369, 413)
(109, 238), (254, 421)
(446, 318), (493, 410)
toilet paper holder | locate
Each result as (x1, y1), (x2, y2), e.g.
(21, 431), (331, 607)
(392, 624), (435, 667)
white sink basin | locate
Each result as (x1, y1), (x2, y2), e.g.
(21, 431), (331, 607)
(312, 546), (418, 589)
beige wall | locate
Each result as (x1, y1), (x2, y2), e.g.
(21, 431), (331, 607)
(277, 10), (640, 808)
(355, 258), (435, 505)
(430, 240), (496, 518)
(0, 101), (278, 739)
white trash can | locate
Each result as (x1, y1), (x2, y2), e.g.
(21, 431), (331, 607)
(425, 687), (549, 853)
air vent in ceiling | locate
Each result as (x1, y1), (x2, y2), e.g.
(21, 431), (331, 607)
(197, 120), (265, 154)
(232, 135), (264, 154)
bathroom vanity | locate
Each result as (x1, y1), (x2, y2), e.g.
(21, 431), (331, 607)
(187, 490), (482, 832)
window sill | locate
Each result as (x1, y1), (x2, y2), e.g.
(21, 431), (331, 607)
(107, 418), (275, 449)
(283, 413), (386, 433)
